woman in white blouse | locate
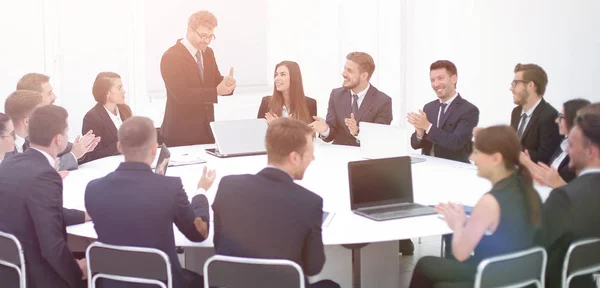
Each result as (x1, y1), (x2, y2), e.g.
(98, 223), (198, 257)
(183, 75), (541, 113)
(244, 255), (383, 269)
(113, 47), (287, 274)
(521, 98), (590, 187)
(0, 113), (16, 164)
(80, 72), (132, 164)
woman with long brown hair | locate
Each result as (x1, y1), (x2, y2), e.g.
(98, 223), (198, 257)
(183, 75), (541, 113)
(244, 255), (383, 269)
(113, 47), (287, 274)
(409, 125), (542, 288)
(257, 61), (317, 124)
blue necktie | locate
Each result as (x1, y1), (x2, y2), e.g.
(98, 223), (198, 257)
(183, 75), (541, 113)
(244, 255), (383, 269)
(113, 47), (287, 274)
(195, 51), (204, 82)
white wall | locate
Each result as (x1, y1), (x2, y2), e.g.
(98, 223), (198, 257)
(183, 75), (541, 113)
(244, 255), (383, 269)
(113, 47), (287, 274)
(1, 0), (599, 137)
(405, 0), (600, 127)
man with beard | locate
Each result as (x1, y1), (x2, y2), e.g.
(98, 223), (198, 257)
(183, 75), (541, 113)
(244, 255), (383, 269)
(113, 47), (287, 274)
(407, 60), (479, 257)
(309, 52), (392, 146)
(509, 63), (561, 164)
(408, 60), (479, 164)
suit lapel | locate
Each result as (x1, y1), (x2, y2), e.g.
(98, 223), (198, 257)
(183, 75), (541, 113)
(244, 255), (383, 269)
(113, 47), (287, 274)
(355, 86), (377, 122)
(175, 40), (203, 84)
(96, 104), (118, 143)
(520, 99), (545, 141)
(342, 90), (352, 119)
(437, 94), (463, 128)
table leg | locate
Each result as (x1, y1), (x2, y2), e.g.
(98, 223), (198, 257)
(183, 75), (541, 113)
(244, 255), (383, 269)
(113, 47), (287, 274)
(342, 243), (369, 288)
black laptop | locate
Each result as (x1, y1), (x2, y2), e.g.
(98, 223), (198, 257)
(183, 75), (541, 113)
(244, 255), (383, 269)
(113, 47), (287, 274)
(348, 156), (436, 221)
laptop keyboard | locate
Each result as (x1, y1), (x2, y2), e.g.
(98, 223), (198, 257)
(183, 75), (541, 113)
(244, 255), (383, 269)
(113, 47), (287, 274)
(362, 203), (423, 214)
(358, 203), (435, 219)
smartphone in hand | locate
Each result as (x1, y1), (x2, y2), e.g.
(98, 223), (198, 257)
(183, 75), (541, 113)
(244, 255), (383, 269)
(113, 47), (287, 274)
(155, 144), (171, 174)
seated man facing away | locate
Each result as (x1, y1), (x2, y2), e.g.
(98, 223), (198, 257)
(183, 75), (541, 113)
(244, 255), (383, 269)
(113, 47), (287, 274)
(538, 109), (600, 288)
(0, 105), (88, 288)
(213, 118), (339, 288)
(85, 116), (214, 288)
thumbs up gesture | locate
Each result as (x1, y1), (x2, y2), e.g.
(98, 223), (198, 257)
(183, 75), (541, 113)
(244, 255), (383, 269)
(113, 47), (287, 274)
(217, 67), (236, 95)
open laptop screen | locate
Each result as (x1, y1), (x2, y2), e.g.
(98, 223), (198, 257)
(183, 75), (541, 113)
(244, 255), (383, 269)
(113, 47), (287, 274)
(348, 156), (414, 210)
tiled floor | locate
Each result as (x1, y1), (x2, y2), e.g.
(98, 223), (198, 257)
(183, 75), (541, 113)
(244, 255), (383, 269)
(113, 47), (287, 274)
(399, 236), (443, 288)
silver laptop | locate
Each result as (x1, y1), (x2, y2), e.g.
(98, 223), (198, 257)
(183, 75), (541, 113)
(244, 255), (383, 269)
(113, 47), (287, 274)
(359, 122), (425, 164)
(205, 119), (268, 158)
(348, 156), (436, 221)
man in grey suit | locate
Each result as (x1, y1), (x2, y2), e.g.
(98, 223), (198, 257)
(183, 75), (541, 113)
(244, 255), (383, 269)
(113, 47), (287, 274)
(539, 108), (600, 288)
(309, 52), (393, 146)
(4, 90), (98, 172)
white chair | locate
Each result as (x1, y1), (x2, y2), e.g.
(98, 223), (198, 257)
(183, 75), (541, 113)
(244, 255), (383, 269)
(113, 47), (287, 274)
(474, 247), (547, 288)
(0, 231), (26, 288)
(562, 238), (600, 288)
(203, 255), (305, 288)
(86, 242), (172, 288)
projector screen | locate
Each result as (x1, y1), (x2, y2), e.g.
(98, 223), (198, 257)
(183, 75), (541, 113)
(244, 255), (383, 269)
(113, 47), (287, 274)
(144, 0), (269, 99)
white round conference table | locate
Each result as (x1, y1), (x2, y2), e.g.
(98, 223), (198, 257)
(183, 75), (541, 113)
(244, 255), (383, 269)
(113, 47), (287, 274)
(64, 142), (552, 287)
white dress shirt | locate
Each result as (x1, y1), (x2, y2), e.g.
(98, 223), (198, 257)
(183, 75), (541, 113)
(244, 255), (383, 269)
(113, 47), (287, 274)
(104, 105), (123, 130)
(320, 84), (370, 139)
(517, 98), (542, 133)
(15, 134), (26, 153)
(181, 37), (201, 62)
(30, 147), (55, 168)
(578, 168), (600, 177)
(282, 106), (289, 118)
(550, 138), (569, 169)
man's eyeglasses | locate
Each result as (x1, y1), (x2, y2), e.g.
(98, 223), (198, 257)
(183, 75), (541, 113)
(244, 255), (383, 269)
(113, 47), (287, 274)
(0, 131), (16, 140)
(511, 80), (530, 87)
(556, 113), (565, 121)
(189, 27), (216, 41)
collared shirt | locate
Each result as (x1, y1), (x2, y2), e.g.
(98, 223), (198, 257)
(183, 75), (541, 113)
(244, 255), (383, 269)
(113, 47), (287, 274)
(104, 105), (123, 130)
(30, 147), (55, 168)
(320, 84), (371, 139)
(425, 91), (459, 134)
(578, 168), (600, 177)
(517, 98), (542, 132)
(550, 138), (569, 169)
(181, 37), (200, 62)
(266, 165), (294, 179)
(15, 134), (26, 153)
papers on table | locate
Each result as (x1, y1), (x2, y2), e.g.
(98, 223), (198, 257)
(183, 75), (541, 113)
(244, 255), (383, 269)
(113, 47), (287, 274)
(152, 152), (206, 168)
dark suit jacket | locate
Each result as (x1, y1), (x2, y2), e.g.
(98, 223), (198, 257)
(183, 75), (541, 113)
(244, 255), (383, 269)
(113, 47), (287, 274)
(322, 85), (393, 146)
(510, 99), (562, 164)
(257, 95), (317, 123)
(85, 162), (210, 288)
(213, 167), (326, 276)
(160, 40), (225, 147)
(538, 172), (600, 288)
(80, 103), (132, 164)
(0, 149), (85, 288)
(410, 94), (479, 163)
(5, 139), (79, 171)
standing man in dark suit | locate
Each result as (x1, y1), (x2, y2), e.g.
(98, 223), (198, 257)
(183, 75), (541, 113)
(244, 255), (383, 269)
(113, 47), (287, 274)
(15, 73), (100, 168)
(213, 118), (339, 288)
(309, 52), (392, 146)
(509, 63), (561, 164)
(85, 116), (213, 288)
(160, 10), (236, 147)
(538, 111), (600, 287)
(408, 60), (479, 164)
(0, 105), (88, 288)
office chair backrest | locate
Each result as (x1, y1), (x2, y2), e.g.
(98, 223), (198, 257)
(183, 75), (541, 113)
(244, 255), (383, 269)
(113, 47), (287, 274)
(204, 255), (305, 288)
(562, 238), (600, 287)
(474, 246), (547, 288)
(0, 231), (26, 288)
(86, 241), (172, 288)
